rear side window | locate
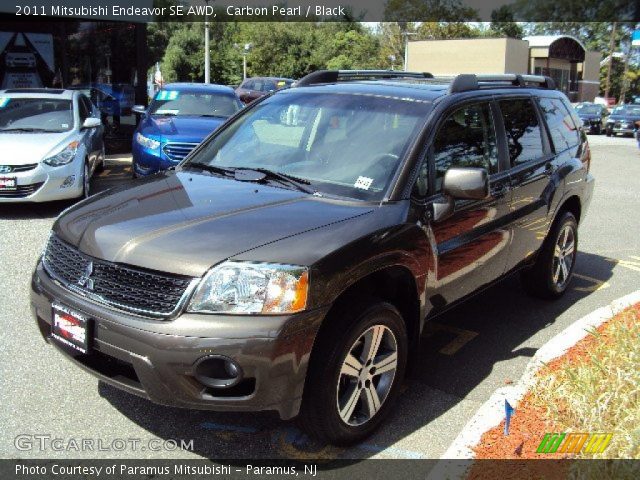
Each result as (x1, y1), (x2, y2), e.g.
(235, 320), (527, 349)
(499, 99), (544, 166)
(433, 102), (498, 191)
(538, 97), (579, 152)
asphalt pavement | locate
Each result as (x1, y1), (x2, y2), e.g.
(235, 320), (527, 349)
(1, 135), (639, 461)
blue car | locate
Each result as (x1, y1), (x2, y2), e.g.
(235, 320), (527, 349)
(131, 83), (243, 177)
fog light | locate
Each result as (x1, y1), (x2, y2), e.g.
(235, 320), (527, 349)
(60, 175), (75, 188)
(194, 355), (243, 388)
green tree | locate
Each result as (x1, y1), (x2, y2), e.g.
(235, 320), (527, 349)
(489, 6), (524, 39)
(161, 23), (204, 83)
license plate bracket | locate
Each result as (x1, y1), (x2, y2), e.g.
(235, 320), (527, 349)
(51, 303), (90, 354)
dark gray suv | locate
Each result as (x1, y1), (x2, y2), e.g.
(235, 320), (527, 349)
(31, 71), (594, 445)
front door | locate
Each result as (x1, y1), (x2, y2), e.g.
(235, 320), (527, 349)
(427, 101), (513, 308)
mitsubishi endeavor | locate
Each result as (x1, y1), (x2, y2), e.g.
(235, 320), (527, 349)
(31, 70), (594, 445)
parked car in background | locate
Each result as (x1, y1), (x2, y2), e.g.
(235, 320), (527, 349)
(70, 83), (135, 121)
(235, 77), (294, 104)
(131, 83), (243, 177)
(0, 88), (104, 202)
(605, 104), (640, 137)
(32, 71), (593, 445)
(574, 102), (608, 134)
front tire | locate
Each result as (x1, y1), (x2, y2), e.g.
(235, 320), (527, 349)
(299, 300), (407, 445)
(80, 161), (91, 199)
(521, 211), (578, 299)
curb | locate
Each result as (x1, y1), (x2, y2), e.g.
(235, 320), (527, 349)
(427, 289), (640, 479)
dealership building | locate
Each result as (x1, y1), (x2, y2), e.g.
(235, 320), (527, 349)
(407, 35), (601, 102)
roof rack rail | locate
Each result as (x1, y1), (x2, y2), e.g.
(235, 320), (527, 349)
(295, 70), (434, 87)
(448, 74), (556, 93)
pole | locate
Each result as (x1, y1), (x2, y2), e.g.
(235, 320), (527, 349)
(243, 54), (247, 80)
(620, 42), (631, 103)
(204, 16), (210, 83)
(604, 22), (617, 100)
(403, 34), (409, 71)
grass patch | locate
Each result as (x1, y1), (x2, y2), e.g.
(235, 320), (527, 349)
(530, 305), (640, 460)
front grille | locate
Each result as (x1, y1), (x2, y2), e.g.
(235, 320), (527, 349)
(0, 182), (44, 198)
(162, 142), (199, 161)
(0, 163), (38, 173)
(42, 234), (195, 317)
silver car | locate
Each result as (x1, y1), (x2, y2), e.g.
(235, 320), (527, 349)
(0, 89), (104, 202)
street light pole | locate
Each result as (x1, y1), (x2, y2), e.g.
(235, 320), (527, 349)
(204, 0), (212, 83)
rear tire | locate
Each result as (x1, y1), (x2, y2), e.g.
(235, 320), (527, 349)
(605, 129), (612, 137)
(299, 299), (407, 446)
(521, 211), (578, 299)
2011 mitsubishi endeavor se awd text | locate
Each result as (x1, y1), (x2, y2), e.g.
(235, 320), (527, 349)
(31, 70), (594, 445)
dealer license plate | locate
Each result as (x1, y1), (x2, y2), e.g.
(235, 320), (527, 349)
(0, 177), (16, 190)
(51, 303), (89, 354)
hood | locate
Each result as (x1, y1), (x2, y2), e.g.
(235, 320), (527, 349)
(53, 171), (373, 277)
(138, 115), (226, 143)
(0, 131), (74, 165)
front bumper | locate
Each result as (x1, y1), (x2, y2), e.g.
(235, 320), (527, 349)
(606, 123), (636, 135)
(0, 161), (83, 203)
(30, 261), (328, 419)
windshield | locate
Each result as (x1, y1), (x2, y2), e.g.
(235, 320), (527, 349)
(0, 97), (73, 132)
(612, 106), (640, 116)
(576, 105), (601, 115)
(149, 90), (241, 117)
(184, 91), (431, 200)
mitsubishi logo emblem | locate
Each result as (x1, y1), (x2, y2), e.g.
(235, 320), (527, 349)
(77, 261), (94, 290)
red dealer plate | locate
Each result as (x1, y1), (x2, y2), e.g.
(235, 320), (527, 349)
(51, 303), (89, 354)
(0, 177), (16, 190)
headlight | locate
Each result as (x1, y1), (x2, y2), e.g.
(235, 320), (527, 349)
(136, 132), (160, 150)
(43, 141), (79, 166)
(188, 261), (309, 314)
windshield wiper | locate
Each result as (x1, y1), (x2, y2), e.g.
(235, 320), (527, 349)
(243, 168), (316, 194)
(187, 163), (237, 177)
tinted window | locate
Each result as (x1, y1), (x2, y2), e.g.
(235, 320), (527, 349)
(539, 98), (579, 152)
(499, 99), (544, 166)
(149, 91), (241, 117)
(433, 102), (498, 191)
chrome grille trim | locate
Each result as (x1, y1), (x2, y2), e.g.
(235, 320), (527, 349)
(42, 234), (199, 318)
(162, 142), (199, 162)
(0, 163), (38, 173)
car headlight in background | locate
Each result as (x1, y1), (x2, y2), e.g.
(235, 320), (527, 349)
(136, 132), (160, 150)
(188, 261), (309, 314)
(43, 141), (80, 167)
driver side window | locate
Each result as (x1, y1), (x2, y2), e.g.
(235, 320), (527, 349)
(433, 102), (498, 192)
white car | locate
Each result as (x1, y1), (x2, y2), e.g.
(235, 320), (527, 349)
(0, 89), (105, 202)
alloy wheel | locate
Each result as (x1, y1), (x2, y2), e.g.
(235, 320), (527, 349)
(552, 224), (575, 288)
(336, 324), (398, 426)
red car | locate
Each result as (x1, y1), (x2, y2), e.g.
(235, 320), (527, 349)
(235, 77), (294, 104)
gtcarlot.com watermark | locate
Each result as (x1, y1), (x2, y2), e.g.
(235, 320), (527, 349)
(14, 434), (194, 453)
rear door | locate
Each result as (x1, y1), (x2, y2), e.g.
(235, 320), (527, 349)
(427, 100), (513, 306)
(498, 96), (557, 271)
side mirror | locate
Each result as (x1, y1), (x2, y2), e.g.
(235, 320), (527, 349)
(132, 105), (146, 115)
(81, 117), (102, 129)
(443, 167), (489, 200)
